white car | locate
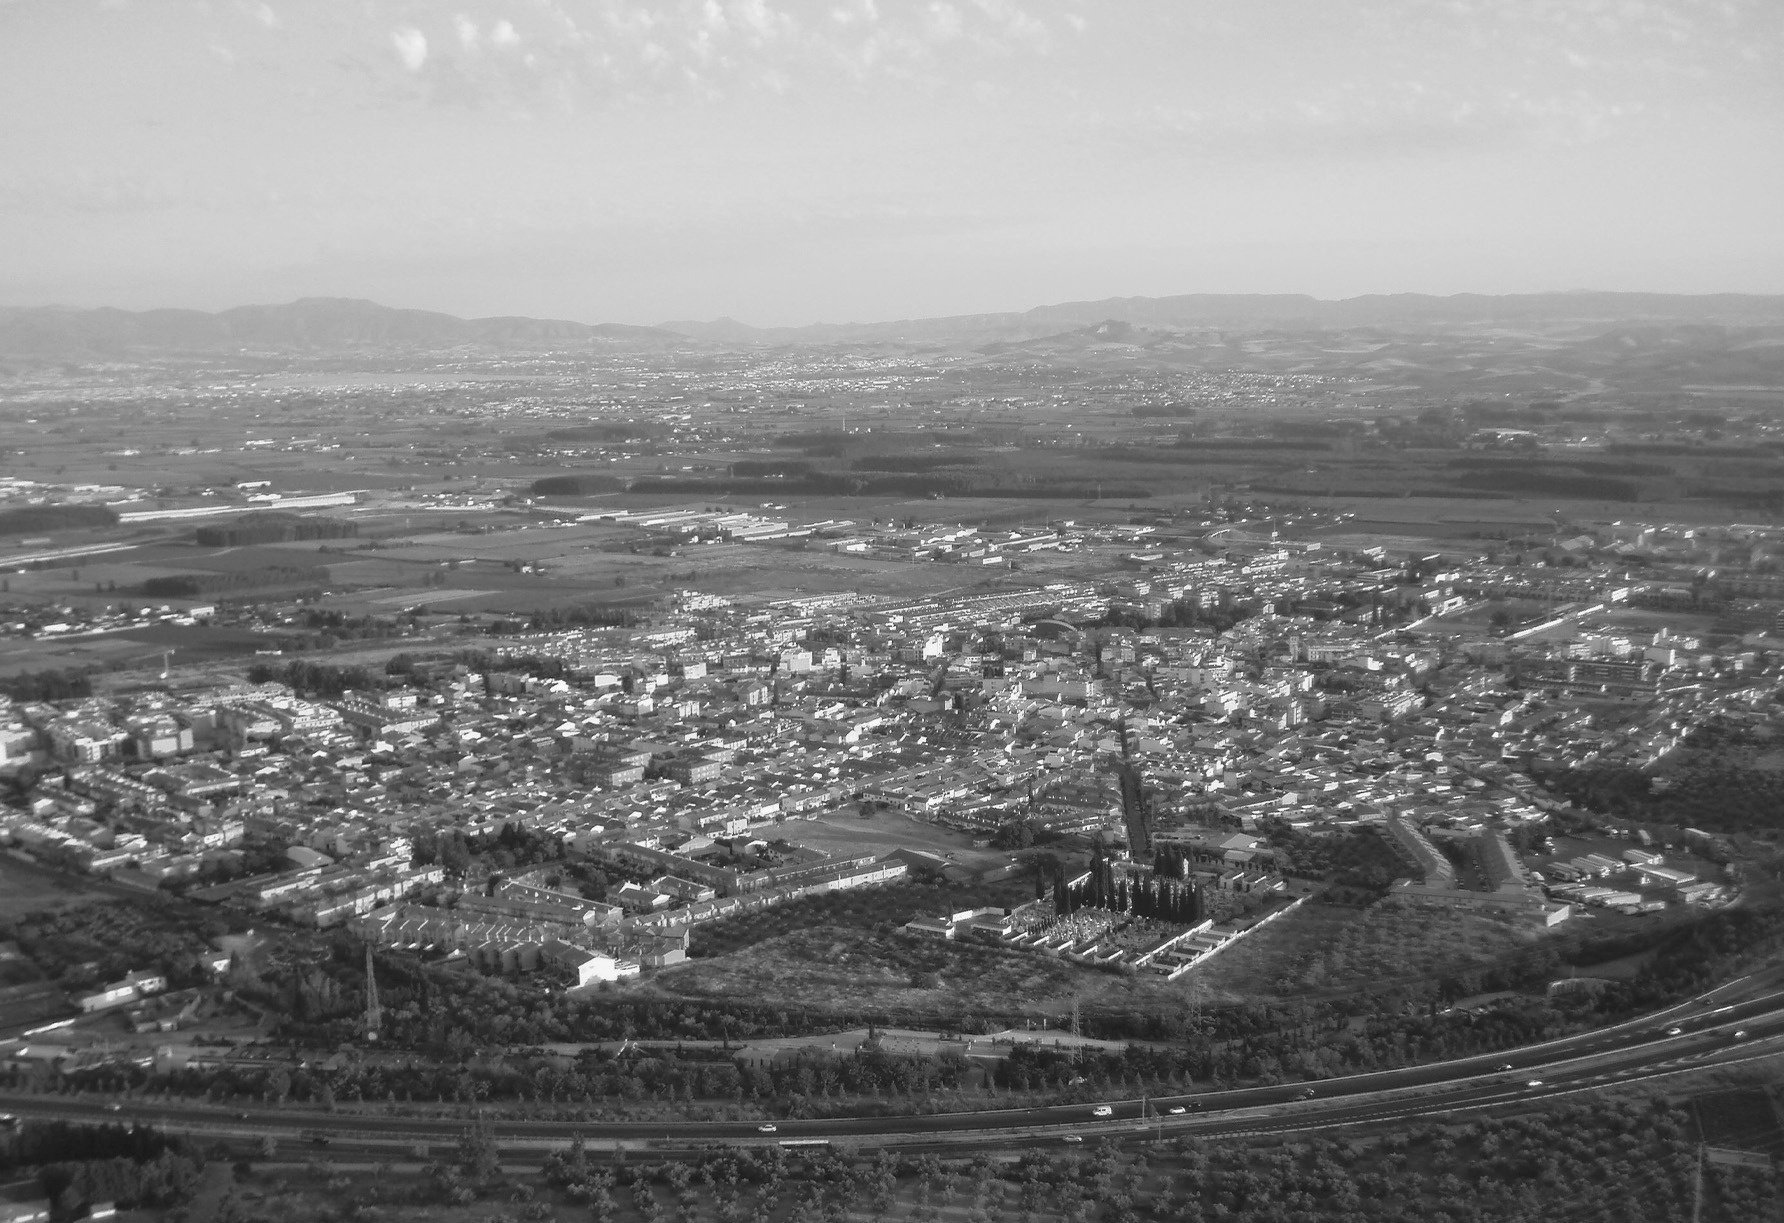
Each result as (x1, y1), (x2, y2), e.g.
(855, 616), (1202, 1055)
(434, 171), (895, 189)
(1091, 1105), (1114, 1118)
(1525, 1079), (1544, 1089)
(757, 1123), (777, 1134)
(1168, 1106), (1187, 1116)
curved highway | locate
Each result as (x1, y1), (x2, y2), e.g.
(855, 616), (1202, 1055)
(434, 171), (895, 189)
(6, 975), (1783, 1152)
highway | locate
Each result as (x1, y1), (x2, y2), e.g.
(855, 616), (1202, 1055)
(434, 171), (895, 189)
(6, 975), (1783, 1153)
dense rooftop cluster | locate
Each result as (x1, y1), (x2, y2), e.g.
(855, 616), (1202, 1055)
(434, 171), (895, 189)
(2, 509), (1780, 996)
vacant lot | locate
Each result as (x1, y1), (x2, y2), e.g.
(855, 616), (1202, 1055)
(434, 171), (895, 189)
(1300, 902), (1540, 988)
(0, 630), (177, 677)
(789, 809), (1018, 874)
(0, 857), (117, 919)
(643, 925), (1173, 1019)
(643, 926), (1083, 1017)
(684, 880), (1040, 959)
(1188, 902), (1372, 1002)
(110, 622), (291, 661)
(1189, 900), (1545, 1001)
(640, 923), (1209, 1022)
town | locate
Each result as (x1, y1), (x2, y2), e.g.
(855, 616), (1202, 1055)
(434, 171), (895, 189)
(7, 0), (1784, 1211)
(3, 497), (1776, 1035)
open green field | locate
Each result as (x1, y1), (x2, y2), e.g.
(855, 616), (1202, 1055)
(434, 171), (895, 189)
(1186, 902), (1372, 1002)
(635, 897), (1559, 1020)
(1188, 900), (1544, 1002)
(633, 924), (1198, 1020)
(788, 809), (1018, 874)
(1593, 607), (1732, 639)
(363, 523), (637, 562)
(1298, 902), (1540, 988)
(0, 857), (117, 918)
(0, 630), (183, 677)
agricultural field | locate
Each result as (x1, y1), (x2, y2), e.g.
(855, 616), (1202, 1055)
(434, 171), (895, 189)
(1184, 902), (1373, 1002)
(281, 517), (1024, 614)
(1189, 901), (1544, 1002)
(1695, 1089), (1784, 1158)
(636, 924), (1196, 1021)
(0, 629), (200, 678)
(1299, 903), (1542, 988)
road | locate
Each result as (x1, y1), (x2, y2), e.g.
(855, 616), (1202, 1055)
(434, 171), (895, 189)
(7, 972), (1784, 1155)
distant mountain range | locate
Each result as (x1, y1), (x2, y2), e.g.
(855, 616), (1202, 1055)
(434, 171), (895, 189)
(661, 291), (1784, 346)
(5, 291), (1784, 358)
(0, 297), (685, 357)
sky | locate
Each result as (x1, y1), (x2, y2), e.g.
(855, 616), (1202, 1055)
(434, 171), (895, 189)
(2, 0), (1782, 326)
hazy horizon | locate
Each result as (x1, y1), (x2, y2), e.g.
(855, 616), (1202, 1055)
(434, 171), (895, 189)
(4, 0), (1782, 327)
(12, 286), (1784, 337)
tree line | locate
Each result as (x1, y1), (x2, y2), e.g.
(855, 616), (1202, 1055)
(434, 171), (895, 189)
(0, 1122), (205, 1214)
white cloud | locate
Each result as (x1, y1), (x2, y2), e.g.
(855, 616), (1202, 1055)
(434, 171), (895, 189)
(362, 0), (1066, 108)
(831, 0), (877, 24)
(391, 26), (428, 72)
(923, 1), (963, 42)
(966, 0), (1052, 52)
(729, 0), (790, 42)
